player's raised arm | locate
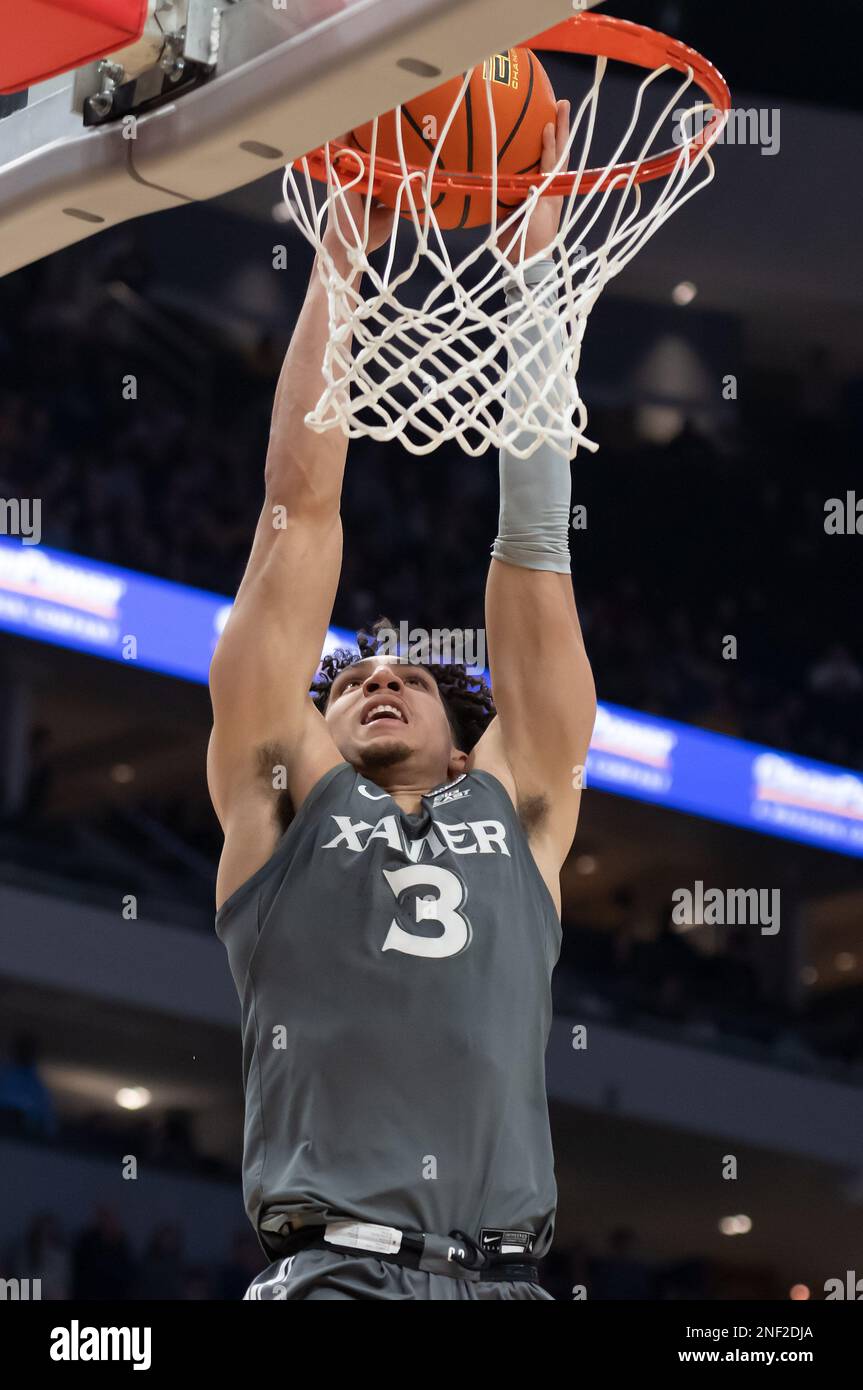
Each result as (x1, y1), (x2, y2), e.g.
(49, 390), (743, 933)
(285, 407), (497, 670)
(207, 192), (393, 902)
(472, 102), (596, 892)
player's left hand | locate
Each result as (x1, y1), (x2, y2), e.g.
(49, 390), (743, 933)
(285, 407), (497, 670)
(500, 98), (570, 264)
(323, 139), (396, 262)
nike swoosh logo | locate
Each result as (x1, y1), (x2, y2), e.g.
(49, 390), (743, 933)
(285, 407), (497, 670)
(358, 784), (389, 801)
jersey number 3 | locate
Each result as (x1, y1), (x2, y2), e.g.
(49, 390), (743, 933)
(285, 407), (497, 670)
(381, 865), (472, 959)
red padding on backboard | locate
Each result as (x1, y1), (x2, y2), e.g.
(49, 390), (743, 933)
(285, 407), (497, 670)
(0, 0), (149, 94)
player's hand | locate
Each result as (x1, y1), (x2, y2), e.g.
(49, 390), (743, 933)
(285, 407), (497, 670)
(322, 145), (396, 263)
(500, 99), (570, 265)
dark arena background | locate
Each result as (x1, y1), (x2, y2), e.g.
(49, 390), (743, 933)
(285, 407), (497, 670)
(1, 0), (862, 1341)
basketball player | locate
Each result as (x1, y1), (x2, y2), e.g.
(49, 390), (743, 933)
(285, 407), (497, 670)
(208, 100), (595, 1300)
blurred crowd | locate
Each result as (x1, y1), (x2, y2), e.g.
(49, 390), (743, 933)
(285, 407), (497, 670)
(0, 1033), (233, 1179)
(0, 240), (861, 771)
(0, 1208), (264, 1302)
(555, 915), (863, 1076)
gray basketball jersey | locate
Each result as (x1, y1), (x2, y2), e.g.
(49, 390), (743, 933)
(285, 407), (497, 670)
(216, 763), (562, 1258)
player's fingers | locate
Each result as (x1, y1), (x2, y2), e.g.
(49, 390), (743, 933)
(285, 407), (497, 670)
(540, 120), (557, 175)
(556, 99), (571, 168)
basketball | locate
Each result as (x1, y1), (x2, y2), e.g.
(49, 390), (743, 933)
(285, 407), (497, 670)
(348, 48), (557, 230)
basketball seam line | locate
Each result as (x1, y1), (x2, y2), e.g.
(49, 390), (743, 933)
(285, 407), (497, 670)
(455, 79), (474, 230)
(352, 116), (447, 212)
(497, 50), (536, 167)
(401, 105), (448, 211)
(402, 105), (445, 167)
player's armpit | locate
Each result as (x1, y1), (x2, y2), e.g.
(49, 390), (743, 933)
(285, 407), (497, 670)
(209, 701), (344, 910)
(469, 718), (565, 916)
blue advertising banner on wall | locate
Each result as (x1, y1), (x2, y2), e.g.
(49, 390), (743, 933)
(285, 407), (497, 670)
(0, 539), (231, 684)
(586, 703), (863, 859)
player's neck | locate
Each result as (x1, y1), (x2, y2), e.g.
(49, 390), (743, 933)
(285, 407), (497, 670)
(390, 790), (426, 815)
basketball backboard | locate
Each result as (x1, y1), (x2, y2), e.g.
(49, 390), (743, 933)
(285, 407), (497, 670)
(0, 0), (605, 277)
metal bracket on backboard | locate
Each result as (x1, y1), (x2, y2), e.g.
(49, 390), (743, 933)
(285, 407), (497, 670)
(74, 0), (222, 126)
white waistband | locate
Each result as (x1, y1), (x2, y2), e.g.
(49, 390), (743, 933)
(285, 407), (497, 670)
(323, 1220), (403, 1255)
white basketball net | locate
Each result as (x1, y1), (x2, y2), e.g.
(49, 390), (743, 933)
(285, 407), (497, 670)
(283, 52), (728, 459)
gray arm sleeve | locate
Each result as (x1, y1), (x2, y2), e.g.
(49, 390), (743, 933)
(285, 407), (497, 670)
(490, 258), (572, 574)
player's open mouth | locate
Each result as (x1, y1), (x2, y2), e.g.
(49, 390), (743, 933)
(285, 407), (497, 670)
(361, 702), (407, 726)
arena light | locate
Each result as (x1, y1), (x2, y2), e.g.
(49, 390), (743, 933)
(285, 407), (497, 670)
(635, 403), (685, 445)
(719, 1214), (752, 1236)
(115, 1086), (152, 1111)
(672, 280), (698, 305)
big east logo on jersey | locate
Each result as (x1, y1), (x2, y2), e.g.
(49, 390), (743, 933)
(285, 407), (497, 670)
(321, 814), (510, 960)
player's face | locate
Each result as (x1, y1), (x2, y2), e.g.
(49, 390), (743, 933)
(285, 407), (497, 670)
(325, 657), (458, 777)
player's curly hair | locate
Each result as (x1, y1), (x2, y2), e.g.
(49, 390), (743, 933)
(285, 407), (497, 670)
(311, 616), (495, 753)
